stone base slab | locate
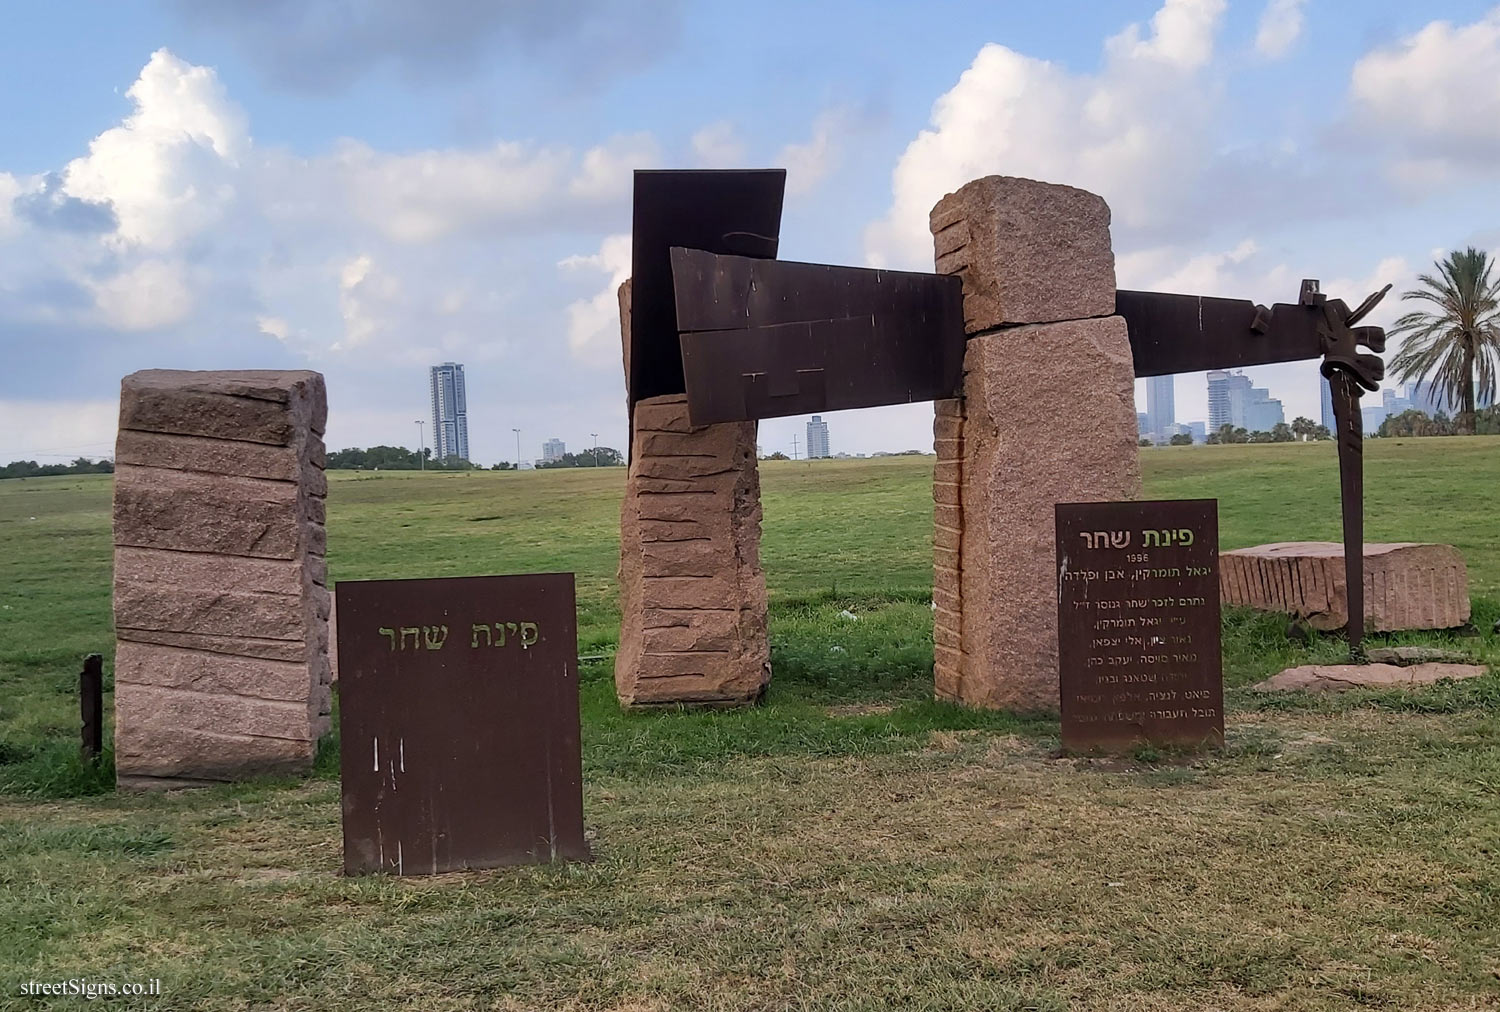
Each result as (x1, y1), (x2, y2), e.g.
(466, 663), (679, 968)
(1220, 542), (1470, 632)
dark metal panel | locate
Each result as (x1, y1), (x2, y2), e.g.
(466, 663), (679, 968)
(671, 249), (964, 424)
(1055, 499), (1223, 753)
(671, 247), (962, 333)
(336, 573), (588, 875)
(1117, 290), (1323, 377)
(628, 170), (786, 404)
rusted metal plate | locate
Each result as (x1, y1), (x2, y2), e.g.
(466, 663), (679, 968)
(671, 248), (964, 423)
(1117, 290), (1322, 377)
(335, 573), (588, 875)
(1327, 371), (1367, 651)
(628, 169), (786, 405)
(1056, 500), (1223, 752)
(1118, 279), (1389, 660)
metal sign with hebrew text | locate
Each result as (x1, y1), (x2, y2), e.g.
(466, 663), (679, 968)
(336, 573), (588, 875)
(1056, 500), (1223, 752)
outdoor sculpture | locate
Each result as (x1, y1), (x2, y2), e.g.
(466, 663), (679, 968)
(618, 168), (1388, 710)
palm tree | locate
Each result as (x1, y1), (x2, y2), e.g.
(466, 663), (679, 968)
(1388, 248), (1500, 435)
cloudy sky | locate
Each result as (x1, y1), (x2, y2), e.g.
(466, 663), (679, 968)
(2, 0), (1497, 465)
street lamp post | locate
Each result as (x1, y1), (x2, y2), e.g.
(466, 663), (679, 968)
(414, 420), (425, 471)
(512, 428), (521, 471)
(591, 432), (599, 467)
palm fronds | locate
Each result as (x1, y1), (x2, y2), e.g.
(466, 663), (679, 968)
(1388, 247), (1500, 433)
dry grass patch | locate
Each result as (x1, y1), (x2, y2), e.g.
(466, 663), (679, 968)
(2, 707), (1496, 1010)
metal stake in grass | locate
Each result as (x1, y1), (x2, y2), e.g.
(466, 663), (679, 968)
(79, 653), (103, 762)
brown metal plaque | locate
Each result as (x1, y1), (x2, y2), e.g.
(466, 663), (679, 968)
(1055, 500), (1223, 752)
(335, 573), (588, 875)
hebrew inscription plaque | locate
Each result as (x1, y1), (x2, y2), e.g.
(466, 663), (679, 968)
(336, 573), (588, 874)
(1056, 499), (1223, 752)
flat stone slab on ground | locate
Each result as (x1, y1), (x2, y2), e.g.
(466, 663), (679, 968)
(1252, 662), (1489, 693)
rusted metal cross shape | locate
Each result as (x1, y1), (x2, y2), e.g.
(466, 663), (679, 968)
(628, 169), (1389, 655)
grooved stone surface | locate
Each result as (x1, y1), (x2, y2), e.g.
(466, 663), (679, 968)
(113, 369), (329, 786)
(616, 394), (769, 706)
(1220, 542), (1470, 632)
(930, 175), (1115, 331)
(119, 369), (327, 442)
(935, 320), (1142, 712)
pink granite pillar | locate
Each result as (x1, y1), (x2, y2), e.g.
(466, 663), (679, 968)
(112, 370), (330, 786)
(930, 176), (1143, 711)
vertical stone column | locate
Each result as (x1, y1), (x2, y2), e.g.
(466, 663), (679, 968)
(615, 395), (770, 706)
(614, 280), (770, 707)
(930, 176), (1143, 711)
(112, 370), (330, 787)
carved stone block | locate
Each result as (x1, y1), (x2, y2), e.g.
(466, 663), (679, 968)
(930, 175), (1115, 331)
(112, 369), (329, 787)
(616, 394), (769, 707)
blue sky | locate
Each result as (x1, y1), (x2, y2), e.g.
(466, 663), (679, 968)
(2, 0), (1497, 464)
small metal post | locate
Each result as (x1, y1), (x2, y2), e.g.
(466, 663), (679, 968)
(1328, 370), (1367, 657)
(80, 653), (103, 762)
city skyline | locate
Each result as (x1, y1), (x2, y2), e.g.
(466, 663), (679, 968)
(1206, 369), (1284, 434)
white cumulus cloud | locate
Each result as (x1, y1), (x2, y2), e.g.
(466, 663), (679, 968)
(89, 259), (193, 331)
(778, 110), (848, 196)
(333, 254), (403, 351)
(318, 139), (573, 244)
(1350, 9), (1500, 184)
(691, 121), (746, 167)
(1254, 0), (1306, 59)
(0, 173), (23, 237)
(558, 233), (631, 363)
(61, 48), (247, 250)
(569, 132), (661, 202)
(864, 0), (1228, 269)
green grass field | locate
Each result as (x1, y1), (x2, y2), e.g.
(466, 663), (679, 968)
(1, 440), (1497, 1009)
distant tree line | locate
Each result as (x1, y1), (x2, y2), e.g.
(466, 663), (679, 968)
(325, 446), (506, 471)
(1, 457), (114, 479)
(1377, 406), (1500, 437)
(536, 447), (623, 468)
(1200, 418), (1329, 445)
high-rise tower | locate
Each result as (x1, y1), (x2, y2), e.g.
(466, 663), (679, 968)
(429, 362), (470, 463)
